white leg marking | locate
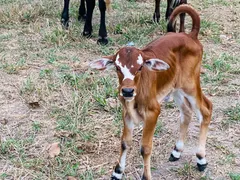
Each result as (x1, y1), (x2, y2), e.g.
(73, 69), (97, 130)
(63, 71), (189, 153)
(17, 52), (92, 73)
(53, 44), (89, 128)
(186, 95), (203, 123)
(119, 150), (127, 171)
(174, 89), (203, 124)
(172, 140), (184, 158)
(125, 117), (134, 131)
(176, 140), (184, 150)
(172, 150), (181, 158)
(197, 157), (207, 165)
(173, 90), (185, 123)
(112, 172), (123, 179)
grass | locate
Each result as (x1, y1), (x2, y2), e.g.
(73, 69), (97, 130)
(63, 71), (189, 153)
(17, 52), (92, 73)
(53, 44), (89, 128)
(200, 19), (221, 43)
(201, 52), (240, 96)
(224, 104), (240, 122)
(0, 0), (240, 179)
(199, 0), (230, 8)
(230, 173), (240, 180)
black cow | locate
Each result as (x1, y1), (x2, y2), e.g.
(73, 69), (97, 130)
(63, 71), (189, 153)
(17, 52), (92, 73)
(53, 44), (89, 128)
(61, 0), (187, 45)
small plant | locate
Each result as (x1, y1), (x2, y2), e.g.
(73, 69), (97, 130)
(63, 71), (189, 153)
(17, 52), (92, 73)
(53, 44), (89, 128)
(175, 163), (194, 177)
(32, 121), (41, 132)
(224, 104), (240, 122)
(154, 121), (163, 136)
(79, 170), (94, 180)
(200, 19), (221, 43)
(20, 76), (35, 94)
(229, 173), (240, 180)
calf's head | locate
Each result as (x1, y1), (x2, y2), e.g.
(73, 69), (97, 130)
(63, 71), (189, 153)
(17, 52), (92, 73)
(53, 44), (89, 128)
(90, 47), (169, 101)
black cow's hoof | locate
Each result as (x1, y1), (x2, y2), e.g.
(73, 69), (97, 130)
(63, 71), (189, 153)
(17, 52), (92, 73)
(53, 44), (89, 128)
(197, 163), (208, 172)
(169, 153), (180, 162)
(111, 175), (121, 180)
(82, 31), (92, 38)
(97, 37), (108, 45)
(61, 19), (69, 29)
(153, 13), (160, 23)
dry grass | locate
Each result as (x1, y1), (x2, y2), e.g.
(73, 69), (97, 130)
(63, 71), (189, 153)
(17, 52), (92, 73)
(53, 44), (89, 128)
(0, 0), (240, 179)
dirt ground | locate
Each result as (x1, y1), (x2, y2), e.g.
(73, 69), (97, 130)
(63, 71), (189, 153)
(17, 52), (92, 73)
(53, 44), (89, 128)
(0, 0), (239, 179)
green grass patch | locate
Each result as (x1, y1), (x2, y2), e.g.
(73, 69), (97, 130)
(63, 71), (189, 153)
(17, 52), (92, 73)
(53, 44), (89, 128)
(224, 104), (240, 122)
(230, 173), (240, 180)
(202, 53), (239, 85)
(200, 19), (221, 43)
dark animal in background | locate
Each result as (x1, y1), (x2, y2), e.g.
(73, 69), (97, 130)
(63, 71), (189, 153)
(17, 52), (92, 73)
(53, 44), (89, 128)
(61, 0), (187, 45)
(155, 0), (187, 32)
(90, 4), (212, 180)
(61, 0), (110, 45)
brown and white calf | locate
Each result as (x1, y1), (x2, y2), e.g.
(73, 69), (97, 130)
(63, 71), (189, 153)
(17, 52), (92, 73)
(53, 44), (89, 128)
(90, 5), (212, 180)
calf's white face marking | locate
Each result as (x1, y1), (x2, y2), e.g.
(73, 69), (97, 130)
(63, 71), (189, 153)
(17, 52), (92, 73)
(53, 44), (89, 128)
(137, 54), (143, 65)
(115, 54), (135, 81)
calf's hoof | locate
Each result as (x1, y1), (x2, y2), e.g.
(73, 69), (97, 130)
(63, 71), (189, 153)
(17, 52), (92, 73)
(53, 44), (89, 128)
(141, 174), (147, 180)
(197, 162), (208, 172)
(97, 37), (108, 45)
(169, 153), (180, 162)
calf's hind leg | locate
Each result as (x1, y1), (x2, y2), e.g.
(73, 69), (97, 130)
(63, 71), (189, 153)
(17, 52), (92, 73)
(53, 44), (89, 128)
(183, 89), (212, 171)
(195, 94), (212, 171)
(169, 90), (193, 161)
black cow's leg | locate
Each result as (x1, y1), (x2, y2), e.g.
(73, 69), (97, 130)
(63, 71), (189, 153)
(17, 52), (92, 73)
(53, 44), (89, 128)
(165, 0), (172, 20)
(83, 0), (95, 38)
(153, 0), (160, 23)
(78, 0), (86, 21)
(61, 0), (70, 28)
(179, 0), (187, 32)
(97, 0), (108, 45)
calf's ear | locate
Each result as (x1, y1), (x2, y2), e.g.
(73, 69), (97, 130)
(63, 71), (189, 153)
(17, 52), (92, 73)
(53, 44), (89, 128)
(89, 57), (114, 70)
(144, 58), (170, 71)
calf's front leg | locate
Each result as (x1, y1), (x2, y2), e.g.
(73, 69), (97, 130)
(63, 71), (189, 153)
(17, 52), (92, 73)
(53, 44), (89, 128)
(141, 109), (160, 180)
(111, 114), (134, 180)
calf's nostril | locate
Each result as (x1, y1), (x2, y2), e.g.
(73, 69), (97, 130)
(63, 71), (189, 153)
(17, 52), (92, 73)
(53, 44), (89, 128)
(122, 88), (134, 97)
(122, 88), (134, 94)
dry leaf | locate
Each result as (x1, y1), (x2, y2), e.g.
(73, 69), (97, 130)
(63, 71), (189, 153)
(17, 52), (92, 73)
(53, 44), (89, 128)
(67, 176), (77, 180)
(106, 98), (118, 108)
(200, 67), (207, 74)
(28, 101), (40, 109)
(48, 142), (60, 158)
(0, 118), (8, 125)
